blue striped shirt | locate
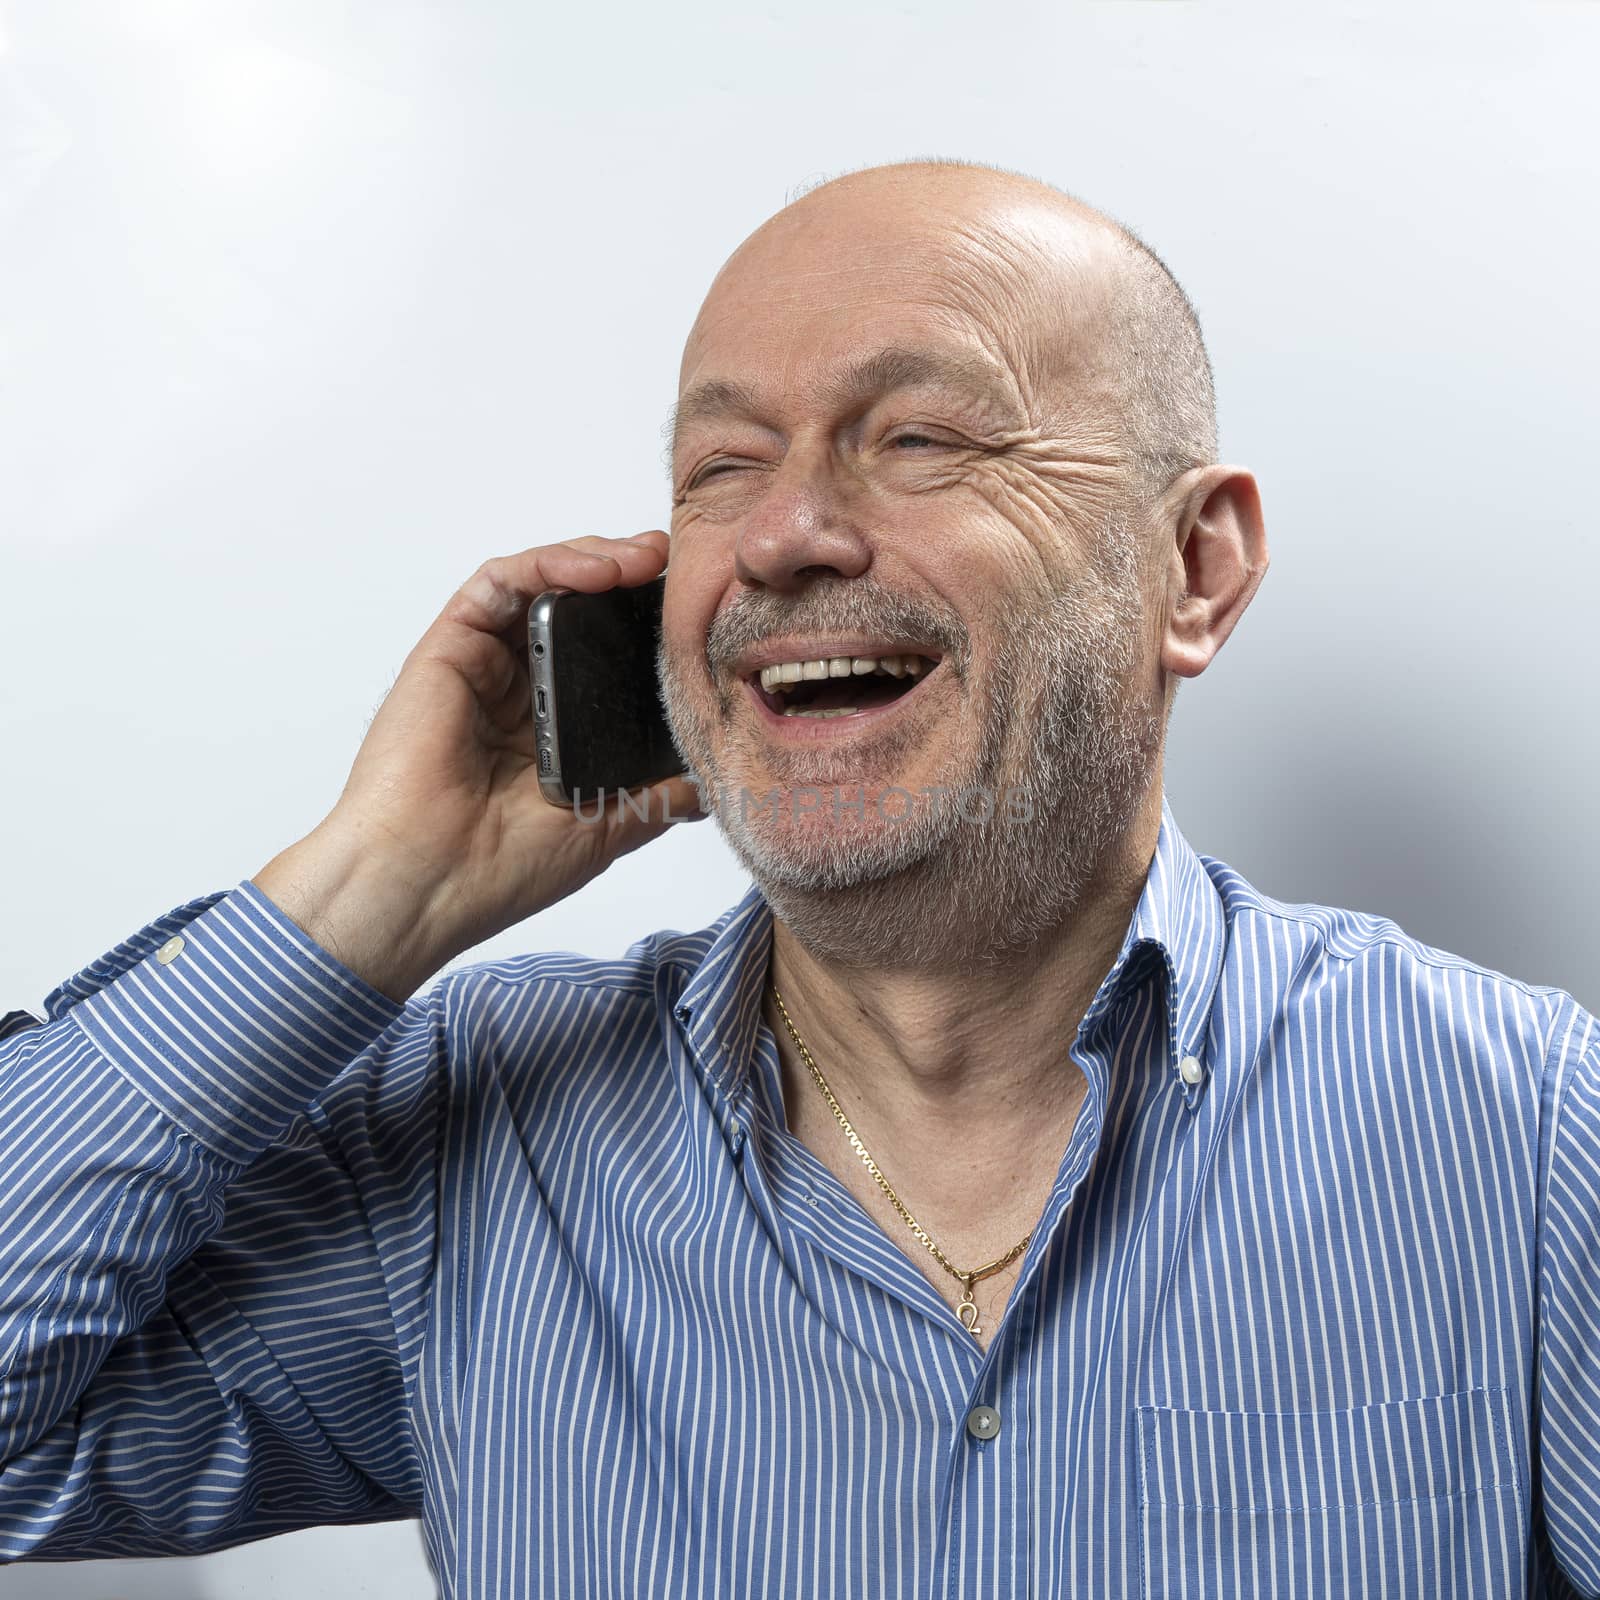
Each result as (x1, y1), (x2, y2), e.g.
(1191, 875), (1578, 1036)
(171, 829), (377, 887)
(2, 794), (1598, 1597)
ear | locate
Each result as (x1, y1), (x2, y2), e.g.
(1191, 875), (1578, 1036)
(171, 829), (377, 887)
(1159, 465), (1268, 680)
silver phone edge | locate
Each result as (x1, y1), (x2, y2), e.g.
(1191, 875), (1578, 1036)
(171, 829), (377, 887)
(527, 589), (573, 806)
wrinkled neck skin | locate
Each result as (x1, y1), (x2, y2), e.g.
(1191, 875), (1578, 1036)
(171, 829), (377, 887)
(761, 774), (1164, 1188)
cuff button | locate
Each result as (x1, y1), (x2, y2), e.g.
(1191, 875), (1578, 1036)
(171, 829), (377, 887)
(155, 935), (186, 965)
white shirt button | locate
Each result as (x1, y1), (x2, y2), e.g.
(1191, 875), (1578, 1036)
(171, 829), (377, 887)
(154, 935), (186, 965)
(965, 1405), (1001, 1441)
(1179, 1054), (1205, 1085)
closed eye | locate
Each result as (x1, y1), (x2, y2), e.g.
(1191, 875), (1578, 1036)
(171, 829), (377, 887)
(687, 432), (952, 488)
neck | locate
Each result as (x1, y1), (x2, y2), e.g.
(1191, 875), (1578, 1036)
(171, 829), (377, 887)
(764, 784), (1163, 1181)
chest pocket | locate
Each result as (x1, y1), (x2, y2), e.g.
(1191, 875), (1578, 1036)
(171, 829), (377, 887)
(1135, 1386), (1523, 1599)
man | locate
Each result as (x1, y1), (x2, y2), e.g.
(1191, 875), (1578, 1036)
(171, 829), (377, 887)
(1, 159), (1595, 1598)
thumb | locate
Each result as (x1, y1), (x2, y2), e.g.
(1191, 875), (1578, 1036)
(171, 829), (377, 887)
(586, 773), (709, 862)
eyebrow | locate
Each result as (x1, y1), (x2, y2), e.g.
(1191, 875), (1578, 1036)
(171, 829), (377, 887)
(663, 344), (1020, 467)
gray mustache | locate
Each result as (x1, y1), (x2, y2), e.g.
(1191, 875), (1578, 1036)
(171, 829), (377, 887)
(703, 577), (970, 674)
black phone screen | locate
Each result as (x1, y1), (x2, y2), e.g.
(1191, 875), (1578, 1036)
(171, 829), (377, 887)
(546, 578), (685, 799)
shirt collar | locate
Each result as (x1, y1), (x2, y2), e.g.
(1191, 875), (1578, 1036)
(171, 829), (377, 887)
(671, 882), (773, 1137)
(1073, 791), (1229, 1106)
(671, 790), (1227, 1125)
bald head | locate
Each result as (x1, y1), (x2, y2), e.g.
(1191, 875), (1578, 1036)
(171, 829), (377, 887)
(677, 157), (1217, 521)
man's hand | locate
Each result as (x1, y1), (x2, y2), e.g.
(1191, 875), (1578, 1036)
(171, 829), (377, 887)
(252, 531), (703, 1001)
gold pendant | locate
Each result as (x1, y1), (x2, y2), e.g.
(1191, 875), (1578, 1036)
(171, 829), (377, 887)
(957, 1276), (981, 1337)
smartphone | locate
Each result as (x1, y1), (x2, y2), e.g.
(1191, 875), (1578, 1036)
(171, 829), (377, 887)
(527, 576), (686, 806)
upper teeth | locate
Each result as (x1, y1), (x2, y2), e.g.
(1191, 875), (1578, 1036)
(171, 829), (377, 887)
(758, 654), (928, 693)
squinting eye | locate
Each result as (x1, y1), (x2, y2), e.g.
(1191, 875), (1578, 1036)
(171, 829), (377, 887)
(688, 433), (947, 488)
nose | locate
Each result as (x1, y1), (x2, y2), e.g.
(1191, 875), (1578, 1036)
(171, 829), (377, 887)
(733, 447), (873, 592)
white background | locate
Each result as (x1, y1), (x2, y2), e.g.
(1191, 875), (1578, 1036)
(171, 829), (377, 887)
(2, 0), (1596, 1593)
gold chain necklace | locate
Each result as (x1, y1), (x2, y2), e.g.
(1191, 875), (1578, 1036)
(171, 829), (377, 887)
(771, 986), (1031, 1341)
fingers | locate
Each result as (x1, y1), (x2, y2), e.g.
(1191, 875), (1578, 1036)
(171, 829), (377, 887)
(445, 532), (670, 637)
(561, 529), (670, 566)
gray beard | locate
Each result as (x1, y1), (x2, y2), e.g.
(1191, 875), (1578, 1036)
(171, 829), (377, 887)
(657, 555), (1165, 973)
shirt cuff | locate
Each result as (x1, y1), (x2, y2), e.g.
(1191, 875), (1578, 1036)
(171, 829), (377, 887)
(67, 880), (408, 1166)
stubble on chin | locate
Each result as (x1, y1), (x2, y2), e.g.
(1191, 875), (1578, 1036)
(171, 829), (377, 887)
(657, 568), (1165, 973)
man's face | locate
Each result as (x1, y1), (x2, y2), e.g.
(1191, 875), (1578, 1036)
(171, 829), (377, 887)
(657, 176), (1167, 964)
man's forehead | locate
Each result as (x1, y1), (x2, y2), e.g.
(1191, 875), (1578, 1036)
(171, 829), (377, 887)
(672, 202), (1120, 452)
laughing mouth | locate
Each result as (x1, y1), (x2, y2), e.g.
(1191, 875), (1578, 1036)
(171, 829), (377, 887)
(748, 651), (940, 719)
